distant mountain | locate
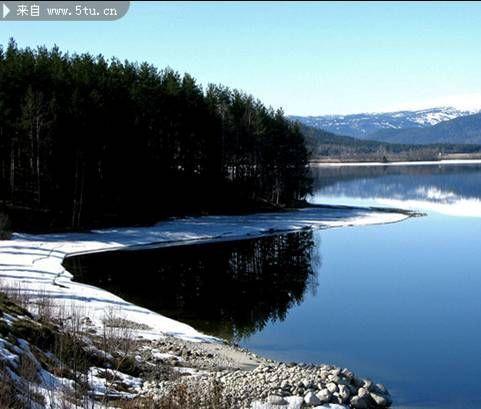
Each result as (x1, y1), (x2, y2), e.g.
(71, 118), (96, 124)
(366, 112), (481, 144)
(290, 107), (476, 139)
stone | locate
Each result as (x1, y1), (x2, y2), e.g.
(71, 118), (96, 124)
(285, 396), (304, 409)
(357, 387), (370, 398)
(341, 368), (354, 379)
(302, 378), (312, 388)
(338, 385), (350, 402)
(370, 392), (393, 407)
(362, 379), (373, 390)
(375, 383), (388, 394)
(336, 377), (349, 386)
(267, 395), (288, 405)
(304, 391), (323, 406)
(316, 388), (332, 403)
(329, 375), (341, 383)
(350, 396), (369, 409)
(251, 402), (289, 409)
(347, 384), (358, 395)
(326, 382), (338, 393)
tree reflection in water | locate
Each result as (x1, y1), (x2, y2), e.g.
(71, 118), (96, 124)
(65, 231), (320, 341)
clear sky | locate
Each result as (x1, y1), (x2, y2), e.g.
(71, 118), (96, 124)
(2, 1), (481, 115)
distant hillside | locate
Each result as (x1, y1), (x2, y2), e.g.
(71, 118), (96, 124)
(367, 112), (481, 144)
(291, 107), (474, 138)
(299, 124), (481, 162)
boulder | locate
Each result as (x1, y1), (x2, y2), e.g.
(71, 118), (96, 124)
(362, 379), (373, 390)
(316, 388), (332, 403)
(305, 391), (322, 406)
(326, 382), (338, 393)
(374, 384), (388, 395)
(370, 392), (392, 407)
(350, 396), (369, 409)
(338, 385), (350, 403)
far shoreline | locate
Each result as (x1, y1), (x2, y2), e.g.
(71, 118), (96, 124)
(310, 158), (481, 167)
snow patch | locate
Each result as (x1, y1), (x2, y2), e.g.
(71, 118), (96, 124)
(88, 367), (143, 398)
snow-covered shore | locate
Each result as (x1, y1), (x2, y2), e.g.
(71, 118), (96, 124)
(0, 206), (412, 343)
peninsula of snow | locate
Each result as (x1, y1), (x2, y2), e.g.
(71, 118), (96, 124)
(0, 206), (412, 343)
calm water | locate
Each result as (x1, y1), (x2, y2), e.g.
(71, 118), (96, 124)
(65, 163), (481, 409)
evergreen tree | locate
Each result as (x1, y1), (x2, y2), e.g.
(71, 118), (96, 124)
(0, 40), (312, 232)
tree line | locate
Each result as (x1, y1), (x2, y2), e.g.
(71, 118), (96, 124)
(301, 124), (481, 162)
(0, 40), (311, 231)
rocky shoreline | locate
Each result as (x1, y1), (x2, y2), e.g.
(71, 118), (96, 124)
(136, 336), (393, 409)
(0, 289), (394, 408)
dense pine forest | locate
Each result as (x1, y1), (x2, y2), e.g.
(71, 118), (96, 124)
(0, 40), (311, 232)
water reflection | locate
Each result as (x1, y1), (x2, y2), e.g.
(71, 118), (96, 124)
(62, 164), (481, 408)
(310, 164), (481, 217)
(64, 231), (319, 341)
(64, 164), (481, 408)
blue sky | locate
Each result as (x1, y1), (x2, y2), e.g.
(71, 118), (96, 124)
(2, 1), (481, 115)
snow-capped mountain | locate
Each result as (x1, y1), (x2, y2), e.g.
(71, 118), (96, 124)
(290, 107), (479, 139)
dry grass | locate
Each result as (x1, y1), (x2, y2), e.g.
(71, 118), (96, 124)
(0, 365), (27, 409)
(100, 307), (138, 371)
(0, 281), (32, 313)
(34, 289), (57, 323)
(19, 358), (46, 407)
(0, 290), (229, 409)
(116, 379), (235, 409)
(0, 355), (46, 409)
(0, 290), (99, 407)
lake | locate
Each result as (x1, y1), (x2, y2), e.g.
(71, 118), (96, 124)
(64, 163), (481, 409)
